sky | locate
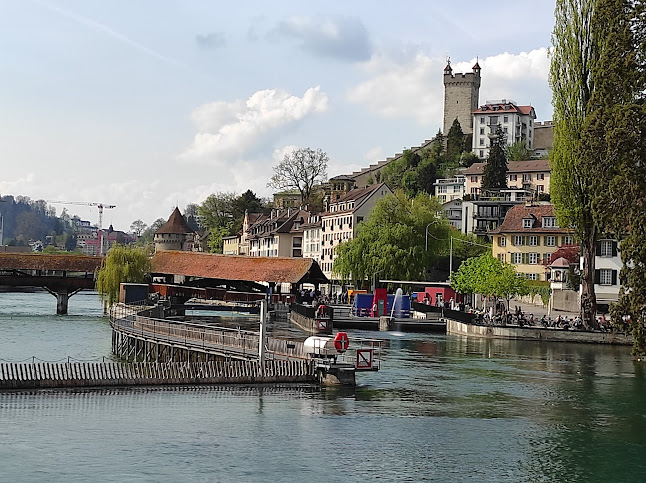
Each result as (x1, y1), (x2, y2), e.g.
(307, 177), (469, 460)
(1, 0), (557, 231)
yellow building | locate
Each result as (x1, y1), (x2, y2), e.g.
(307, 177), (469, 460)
(490, 203), (574, 281)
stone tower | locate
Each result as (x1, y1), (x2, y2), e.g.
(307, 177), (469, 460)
(442, 58), (481, 136)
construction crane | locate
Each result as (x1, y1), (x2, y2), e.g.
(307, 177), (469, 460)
(48, 201), (116, 256)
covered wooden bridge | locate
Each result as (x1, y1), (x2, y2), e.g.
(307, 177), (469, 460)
(0, 253), (102, 313)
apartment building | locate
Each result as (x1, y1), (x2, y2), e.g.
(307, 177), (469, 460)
(319, 183), (393, 281)
(463, 159), (550, 196)
(247, 208), (309, 258)
(490, 203), (574, 281)
(472, 100), (536, 159)
(433, 175), (466, 203)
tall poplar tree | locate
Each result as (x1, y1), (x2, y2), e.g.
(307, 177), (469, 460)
(581, 0), (646, 353)
(481, 125), (508, 189)
(549, 0), (600, 327)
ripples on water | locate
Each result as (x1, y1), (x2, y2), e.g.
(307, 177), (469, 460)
(0, 292), (645, 482)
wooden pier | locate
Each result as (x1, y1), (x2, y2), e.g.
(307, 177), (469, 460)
(0, 360), (314, 390)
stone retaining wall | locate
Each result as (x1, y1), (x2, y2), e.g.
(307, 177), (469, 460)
(446, 319), (632, 345)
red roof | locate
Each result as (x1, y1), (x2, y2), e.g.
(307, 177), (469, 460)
(155, 208), (194, 235)
(473, 103), (535, 117)
(490, 204), (572, 234)
(0, 253), (103, 271)
(151, 251), (328, 284)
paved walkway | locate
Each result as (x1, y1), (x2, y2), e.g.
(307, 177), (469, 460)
(508, 299), (578, 318)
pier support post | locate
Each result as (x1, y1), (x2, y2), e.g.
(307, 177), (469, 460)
(56, 292), (69, 315)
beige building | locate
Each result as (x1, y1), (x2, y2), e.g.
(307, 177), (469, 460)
(434, 175), (466, 203)
(320, 183), (393, 281)
(490, 203), (574, 281)
(248, 208), (308, 258)
(222, 235), (240, 255)
(463, 159), (551, 196)
(302, 214), (322, 267)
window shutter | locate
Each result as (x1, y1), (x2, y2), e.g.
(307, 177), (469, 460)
(612, 241), (618, 257)
(497, 237), (501, 247)
(596, 242), (601, 256)
(612, 270), (617, 286)
(594, 270), (600, 285)
(537, 236), (541, 246)
(522, 253), (529, 264)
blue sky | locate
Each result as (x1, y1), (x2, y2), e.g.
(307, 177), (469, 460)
(1, 0), (556, 230)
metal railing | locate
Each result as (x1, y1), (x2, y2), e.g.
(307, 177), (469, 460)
(110, 302), (307, 360)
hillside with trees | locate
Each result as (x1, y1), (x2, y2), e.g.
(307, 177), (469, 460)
(0, 195), (78, 249)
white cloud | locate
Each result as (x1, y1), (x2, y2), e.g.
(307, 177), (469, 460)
(180, 87), (328, 163)
(347, 48), (552, 125)
(0, 173), (37, 194)
(363, 146), (384, 163)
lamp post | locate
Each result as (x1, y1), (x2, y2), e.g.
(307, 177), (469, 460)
(372, 268), (385, 293)
(425, 221), (439, 251)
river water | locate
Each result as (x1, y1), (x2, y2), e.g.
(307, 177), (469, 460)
(0, 291), (645, 482)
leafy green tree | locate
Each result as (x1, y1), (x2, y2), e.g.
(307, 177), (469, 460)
(417, 156), (437, 194)
(506, 141), (534, 161)
(481, 125), (508, 189)
(450, 254), (528, 310)
(333, 191), (451, 286)
(138, 218), (165, 245)
(459, 152), (479, 168)
(96, 244), (151, 306)
(580, 0), (646, 351)
(268, 147), (328, 203)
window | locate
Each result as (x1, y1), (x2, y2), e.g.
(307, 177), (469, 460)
(529, 235), (538, 246)
(503, 116), (509, 123)
(522, 173), (532, 182)
(543, 217), (558, 228)
(499, 236), (506, 247)
(509, 174), (517, 182)
(537, 173), (545, 180)
(526, 273), (539, 281)
(537, 185), (544, 192)
(480, 128), (484, 135)
(512, 253), (522, 264)
(503, 127), (508, 134)
(471, 176), (478, 183)
(480, 117), (485, 124)
(479, 150), (484, 158)
(497, 253), (505, 262)
(599, 269), (613, 285)
(470, 187), (478, 194)
(529, 252), (539, 264)
(563, 235), (574, 245)
(479, 138), (485, 146)
(600, 240), (613, 257)
(513, 235), (524, 246)
(545, 236), (556, 247)
(523, 218), (533, 229)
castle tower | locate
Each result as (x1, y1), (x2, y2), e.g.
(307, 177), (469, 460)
(443, 58), (481, 136)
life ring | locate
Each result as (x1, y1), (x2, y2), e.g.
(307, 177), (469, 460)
(333, 332), (349, 353)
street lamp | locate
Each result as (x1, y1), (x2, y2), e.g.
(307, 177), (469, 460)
(425, 221), (440, 251)
(372, 268), (385, 293)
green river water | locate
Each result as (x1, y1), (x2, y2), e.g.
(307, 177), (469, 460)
(0, 291), (644, 482)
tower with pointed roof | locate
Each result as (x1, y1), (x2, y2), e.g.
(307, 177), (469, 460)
(154, 207), (196, 252)
(443, 58), (481, 137)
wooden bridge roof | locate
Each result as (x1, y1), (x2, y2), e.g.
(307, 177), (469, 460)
(151, 251), (329, 285)
(0, 253), (103, 272)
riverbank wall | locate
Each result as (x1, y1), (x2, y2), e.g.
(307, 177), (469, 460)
(446, 319), (632, 345)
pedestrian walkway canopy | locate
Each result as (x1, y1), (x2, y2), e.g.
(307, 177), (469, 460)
(151, 251), (329, 285)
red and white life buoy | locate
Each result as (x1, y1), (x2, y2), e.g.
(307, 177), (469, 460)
(333, 332), (349, 353)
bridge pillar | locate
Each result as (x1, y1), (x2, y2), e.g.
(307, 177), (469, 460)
(56, 292), (69, 315)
